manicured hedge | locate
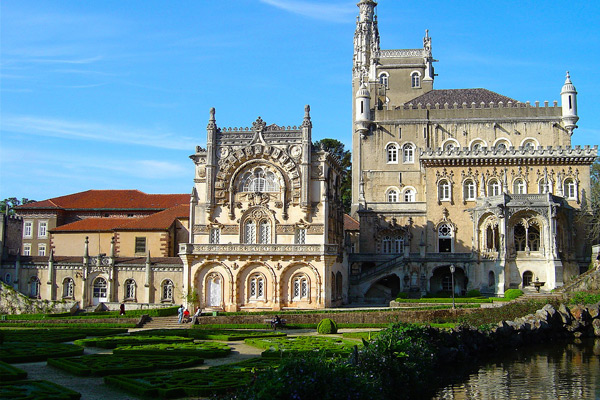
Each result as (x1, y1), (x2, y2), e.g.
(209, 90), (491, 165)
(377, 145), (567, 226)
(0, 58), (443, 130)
(317, 318), (338, 334)
(0, 328), (128, 343)
(113, 341), (231, 358)
(74, 335), (192, 349)
(393, 298), (492, 304)
(0, 342), (84, 363)
(0, 322), (136, 328)
(133, 328), (286, 341)
(104, 357), (279, 398)
(0, 360), (27, 381)
(1, 306), (178, 320)
(0, 380), (81, 400)
(342, 331), (381, 340)
(503, 289), (524, 300)
(244, 336), (361, 358)
(47, 354), (203, 376)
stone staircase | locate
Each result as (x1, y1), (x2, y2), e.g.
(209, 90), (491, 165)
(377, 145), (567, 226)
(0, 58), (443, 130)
(555, 267), (600, 293)
(139, 315), (187, 330)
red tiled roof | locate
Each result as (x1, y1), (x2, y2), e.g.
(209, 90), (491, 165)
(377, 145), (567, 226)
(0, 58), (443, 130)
(344, 214), (359, 231)
(117, 204), (189, 231)
(16, 190), (188, 211)
(51, 218), (127, 233)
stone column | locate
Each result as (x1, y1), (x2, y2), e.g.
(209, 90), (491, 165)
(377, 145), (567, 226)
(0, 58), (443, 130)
(144, 252), (152, 303)
(47, 250), (55, 300)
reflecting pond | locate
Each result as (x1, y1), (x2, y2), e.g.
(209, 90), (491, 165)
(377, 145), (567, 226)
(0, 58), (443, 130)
(433, 339), (600, 400)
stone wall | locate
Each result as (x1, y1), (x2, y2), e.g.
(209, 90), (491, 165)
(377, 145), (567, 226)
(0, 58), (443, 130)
(0, 282), (77, 315)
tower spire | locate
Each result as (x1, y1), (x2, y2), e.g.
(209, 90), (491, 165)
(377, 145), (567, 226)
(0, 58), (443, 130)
(560, 71), (578, 134)
(353, 0), (379, 85)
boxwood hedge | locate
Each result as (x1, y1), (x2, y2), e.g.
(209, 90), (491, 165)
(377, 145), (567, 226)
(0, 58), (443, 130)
(0, 328), (128, 343)
(0, 342), (84, 363)
(113, 341), (231, 358)
(73, 335), (192, 349)
(132, 328), (286, 341)
(0, 380), (81, 400)
(0, 360), (27, 381)
(47, 354), (203, 376)
(244, 336), (361, 358)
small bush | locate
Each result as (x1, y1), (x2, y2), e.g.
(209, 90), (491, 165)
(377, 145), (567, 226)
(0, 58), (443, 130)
(395, 292), (408, 299)
(503, 289), (524, 300)
(466, 289), (481, 297)
(316, 318), (338, 334)
(568, 291), (600, 305)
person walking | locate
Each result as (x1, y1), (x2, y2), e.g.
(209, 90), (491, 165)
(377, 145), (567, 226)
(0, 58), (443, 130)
(177, 304), (184, 324)
(119, 303), (125, 316)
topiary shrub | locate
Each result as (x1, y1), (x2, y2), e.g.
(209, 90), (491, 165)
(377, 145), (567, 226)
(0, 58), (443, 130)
(316, 318), (338, 334)
(466, 289), (481, 298)
(503, 289), (524, 300)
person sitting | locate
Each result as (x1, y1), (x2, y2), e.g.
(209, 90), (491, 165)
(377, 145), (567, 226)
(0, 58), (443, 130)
(191, 307), (202, 325)
(183, 308), (191, 323)
(271, 315), (282, 330)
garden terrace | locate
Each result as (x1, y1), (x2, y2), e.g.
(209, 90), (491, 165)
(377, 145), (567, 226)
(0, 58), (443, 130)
(47, 354), (204, 377)
(0, 380), (81, 400)
(0, 328), (128, 343)
(0, 342), (83, 363)
(244, 336), (361, 358)
(112, 341), (231, 358)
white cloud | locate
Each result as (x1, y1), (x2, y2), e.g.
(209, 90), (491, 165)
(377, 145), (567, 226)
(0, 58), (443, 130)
(260, 0), (355, 23)
(1, 114), (196, 151)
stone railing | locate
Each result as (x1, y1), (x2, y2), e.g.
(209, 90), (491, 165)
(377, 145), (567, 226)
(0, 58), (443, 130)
(379, 49), (425, 58)
(179, 243), (338, 256)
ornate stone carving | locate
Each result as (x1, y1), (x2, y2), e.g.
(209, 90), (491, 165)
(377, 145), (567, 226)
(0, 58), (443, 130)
(307, 224), (324, 235)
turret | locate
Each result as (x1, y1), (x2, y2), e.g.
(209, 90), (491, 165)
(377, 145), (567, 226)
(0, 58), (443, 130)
(355, 84), (371, 124)
(561, 71), (578, 134)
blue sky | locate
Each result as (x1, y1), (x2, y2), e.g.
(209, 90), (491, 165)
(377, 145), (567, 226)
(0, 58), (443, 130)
(1, 0), (598, 201)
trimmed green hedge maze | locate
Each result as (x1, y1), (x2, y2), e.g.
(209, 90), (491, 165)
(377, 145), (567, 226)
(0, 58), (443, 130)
(244, 336), (361, 358)
(104, 357), (279, 398)
(73, 335), (192, 349)
(0, 328), (128, 343)
(0, 361), (27, 381)
(132, 328), (286, 341)
(113, 341), (231, 358)
(0, 342), (84, 363)
(47, 354), (204, 376)
(0, 380), (81, 400)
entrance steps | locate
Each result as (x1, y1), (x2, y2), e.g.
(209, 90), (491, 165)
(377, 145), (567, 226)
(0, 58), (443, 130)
(140, 316), (188, 330)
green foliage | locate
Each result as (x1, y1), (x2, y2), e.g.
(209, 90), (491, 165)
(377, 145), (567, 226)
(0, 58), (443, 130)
(466, 289), (481, 297)
(503, 289), (524, 300)
(74, 335), (192, 349)
(393, 297), (492, 304)
(356, 323), (437, 400)
(113, 341), (231, 358)
(0, 380), (81, 400)
(47, 354), (203, 376)
(568, 291), (600, 305)
(0, 361), (27, 381)
(221, 354), (378, 400)
(245, 336), (360, 358)
(2, 305), (178, 320)
(395, 292), (408, 299)
(0, 342), (83, 363)
(104, 357), (279, 398)
(0, 322), (136, 328)
(316, 318), (338, 334)
(313, 138), (352, 213)
(0, 197), (35, 215)
(455, 299), (559, 327)
(342, 331), (381, 340)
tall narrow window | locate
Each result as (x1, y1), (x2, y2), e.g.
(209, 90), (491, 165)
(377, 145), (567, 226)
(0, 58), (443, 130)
(438, 224), (453, 253)
(210, 228), (220, 244)
(411, 72), (420, 88)
(249, 274), (265, 300)
(23, 221), (32, 238)
(513, 178), (526, 194)
(438, 180), (451, 201)
(387, 144), (398, 163)
(539, 179), (550, 194)
(124, 279), (136, 300)
(29, 276), (40, 298)
(295, 228), (306, 244)
(23, 244), (31, 256)
(135, 237), (146, 254)
(379, 73), (389, 88)
(162, 279), (174, 301)
(38, 244), (46, 256)
(403, 143), (414, 163)
(404, 189), (415, 202)
(63, 278), (74, 298)
(564, 178), (576, 200)
(245, 221), (257, 244)
(463, 179), (476, 201)
(488, 179), (501, 196)
(259, 220), (271, 244)
(38, 221), (48, 238)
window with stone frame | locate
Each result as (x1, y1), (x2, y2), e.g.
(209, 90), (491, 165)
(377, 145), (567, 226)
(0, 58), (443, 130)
(38, 243), (46, 256)
(564, 178), (577, 200)
(463, 179), (476, 201)
(162, 279), (174, 301)
(538, 178), (551, 194)
(38, 221), (48, 238)
(379, 72), (389, 88)
(438, 179), (451, 202)
(124, 279), (136, 300)
(295, 228), (306, 244)
(249, 273), (265, 301)
(135, 237), (146, 254)
(210, 227), (220, 244)
(387, 189), (398, 203)
(513, 178), (526, 194)
(23, 244), (31, 256)
(292, 274), (309, 301)
(411, 72), (421, 88)
(386, 143), (398, 163)
(438, 223), (453, 253)
(382, 235), (404, 254)
(239, 166), (280, 192)
(403, 143), (414, 163)
(404, 188), (415, 202)
(29, 276), (40, 298)
(63, 278), (74, 298)
(488, 179), (501, 196)
(23, 221), (32, 238)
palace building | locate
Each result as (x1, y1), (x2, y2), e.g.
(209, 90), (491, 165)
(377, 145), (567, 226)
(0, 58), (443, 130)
(349, 0), (597, 302)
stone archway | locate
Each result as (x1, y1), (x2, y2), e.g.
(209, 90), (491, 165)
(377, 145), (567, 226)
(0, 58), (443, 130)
(364, 274), (401, 303)
(430, 265), (465, 296)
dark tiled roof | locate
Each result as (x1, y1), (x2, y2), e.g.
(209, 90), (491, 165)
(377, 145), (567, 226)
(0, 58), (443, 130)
(17, 190), (188, 211)
(117, 204), (189, 231)
(400, 89), (517, 109)
(344, 214), (359, 231)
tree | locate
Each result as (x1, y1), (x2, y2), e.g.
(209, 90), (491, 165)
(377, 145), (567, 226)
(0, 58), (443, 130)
(588, 158), (600, 244)
(0, 198), (35, 215)
(313, 139), (352, 214)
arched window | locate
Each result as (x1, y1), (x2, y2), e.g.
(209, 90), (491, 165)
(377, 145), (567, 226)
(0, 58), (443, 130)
(403, 143), (414, 163)
(470, 140), (486, 152)
(488, 179), (501, 196)
(438, 224), (453, 253)
(494, 140), (510, 152)
(387, 189), (398, 203)
(249, 273), (265, 301)
(444, 141), (458, 152)
(382, 236), (404, 254)
(124, 279), (136, 300)
(514, 221), (541, 252)
(564, 178), (576, 200)
(292, 274), (310, 301)
(488, 271), (495, 287)
(244, 220), (257, 244)
(404, 188), (415, 202)
(161, 279), (174, 302)
(522, 140), (536, 151)
(463, 179), (476, 201)
(336, 271), (343, 300)
(239, 167), (280, 192)
(387, 144), (398, 163)
(259, 220), (271, 244)
(485, 225), (499, 251)
(438, 179), (451, 202)
(379, 72), (389, 88)
(411, 72), (421, 88)
(538, 179), (551, 194)
(29, 276), (40, 298)
(513, 178), (526, 194)
(63, 278), (74, 298)
(93, 277), (107, 302)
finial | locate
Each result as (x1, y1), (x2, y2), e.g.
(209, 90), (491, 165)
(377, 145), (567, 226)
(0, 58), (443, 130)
(304, 104), (311, 118)
(146, 251), (151, 264)
(425, 29), (429, 38)
(209, 107), (215, 121)
(48, 249), (54, 262)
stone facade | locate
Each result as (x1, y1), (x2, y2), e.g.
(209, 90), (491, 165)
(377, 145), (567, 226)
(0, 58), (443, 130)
(349, 0), (598, 301)
(179, 106), (346, 311)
